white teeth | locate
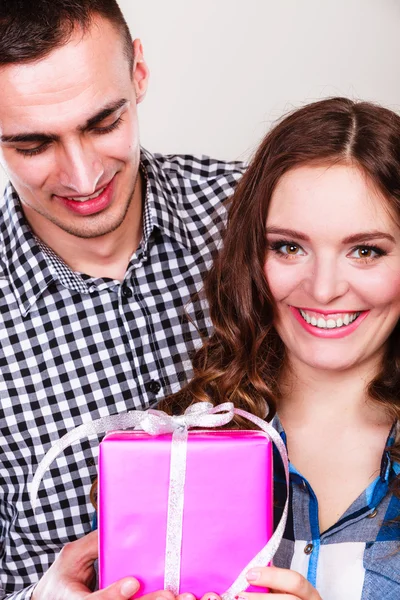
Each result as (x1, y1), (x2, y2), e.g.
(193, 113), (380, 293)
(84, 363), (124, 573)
(299, 309), (360, 329)
(66, 186), (105, 202)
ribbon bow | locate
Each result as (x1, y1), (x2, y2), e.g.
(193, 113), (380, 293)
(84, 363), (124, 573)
(30, 402), (289, 600)
(139, 401), (235, 435)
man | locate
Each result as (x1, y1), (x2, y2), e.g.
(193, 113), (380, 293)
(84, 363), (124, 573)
(0, 1), (244, 598)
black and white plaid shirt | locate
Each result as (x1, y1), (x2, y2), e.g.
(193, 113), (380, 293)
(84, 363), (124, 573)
(0, 149), (244, 599)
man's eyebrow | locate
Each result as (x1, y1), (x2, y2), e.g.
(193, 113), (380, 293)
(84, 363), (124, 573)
(1, 132), (59, 144)
(266, 227), (396, 244)
(81, 98), (128, 130)
(0, 98), (129, 144)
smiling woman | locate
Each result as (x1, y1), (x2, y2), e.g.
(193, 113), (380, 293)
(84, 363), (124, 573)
(159, 97), (400, 600)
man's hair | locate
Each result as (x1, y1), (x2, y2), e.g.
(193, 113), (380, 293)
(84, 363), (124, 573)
(0, 0), (133, 69)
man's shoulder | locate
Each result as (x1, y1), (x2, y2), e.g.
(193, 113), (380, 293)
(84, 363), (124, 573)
(142, 150), (246, 251)
(149, 151), (246, 183)
(153, 153), (246, 180)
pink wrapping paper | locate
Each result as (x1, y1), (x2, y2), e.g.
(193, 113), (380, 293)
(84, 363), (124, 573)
(98, 429), (273, 597)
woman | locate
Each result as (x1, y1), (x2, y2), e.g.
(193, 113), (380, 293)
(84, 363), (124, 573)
(159, 97), (400, 600)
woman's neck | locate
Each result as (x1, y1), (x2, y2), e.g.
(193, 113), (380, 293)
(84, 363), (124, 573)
(278, 352), (391, 430)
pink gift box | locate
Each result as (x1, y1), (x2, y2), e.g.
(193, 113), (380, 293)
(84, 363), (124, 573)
(98, 429), (273, 597)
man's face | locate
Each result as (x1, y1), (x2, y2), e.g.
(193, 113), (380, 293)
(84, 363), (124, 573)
(0, 17), (148, 240)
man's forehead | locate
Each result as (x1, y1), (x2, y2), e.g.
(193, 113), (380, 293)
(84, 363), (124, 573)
(0, 16), (130, 103)
(0, 18), (133, 136)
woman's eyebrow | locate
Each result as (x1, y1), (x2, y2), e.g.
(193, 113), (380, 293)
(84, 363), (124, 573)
(265, 227), (310, 241)
(342, 231), (396, 244)
(266, 227), (396, 244)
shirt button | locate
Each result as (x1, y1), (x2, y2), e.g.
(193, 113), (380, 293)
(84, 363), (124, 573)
(145, 380), (161, 395)
(122, 285), (133, 298)
(367, 508), (378, 519)
(304, 543), (314, 555)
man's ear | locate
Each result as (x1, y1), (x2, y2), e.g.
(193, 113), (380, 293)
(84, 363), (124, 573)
(132, 39), (149, 104)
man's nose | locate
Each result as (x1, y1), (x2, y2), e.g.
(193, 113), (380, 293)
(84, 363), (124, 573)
(57, 141), (104, 195)
(305, 256), (349, 305)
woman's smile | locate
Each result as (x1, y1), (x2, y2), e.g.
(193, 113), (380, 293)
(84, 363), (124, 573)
(290, 305), (370, 339)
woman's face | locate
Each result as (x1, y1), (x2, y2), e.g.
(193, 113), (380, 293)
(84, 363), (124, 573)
(264, 163), (400, 373)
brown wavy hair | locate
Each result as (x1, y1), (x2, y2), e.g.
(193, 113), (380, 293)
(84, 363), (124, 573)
(158, 96), (400, 467)
(90, 97), (400, 509)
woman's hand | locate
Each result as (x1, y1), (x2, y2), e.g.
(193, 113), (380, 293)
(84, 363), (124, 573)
(243, 566), (322, 598)
(201, 566), (322, 600)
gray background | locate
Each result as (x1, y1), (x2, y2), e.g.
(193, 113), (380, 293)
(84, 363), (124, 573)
(1, 0), (399, 190)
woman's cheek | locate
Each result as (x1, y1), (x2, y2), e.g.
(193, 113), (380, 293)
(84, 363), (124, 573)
(264, 259), (304, 301)
(350, 264), (400, 308)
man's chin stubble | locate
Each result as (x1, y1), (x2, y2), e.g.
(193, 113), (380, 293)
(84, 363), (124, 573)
(23, 191), (135, 240)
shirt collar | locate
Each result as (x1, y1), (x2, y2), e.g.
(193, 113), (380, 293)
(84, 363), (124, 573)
(140, 148), (192, 251)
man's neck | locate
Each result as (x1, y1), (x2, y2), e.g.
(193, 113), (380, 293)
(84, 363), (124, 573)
(25, 176), (144, 282)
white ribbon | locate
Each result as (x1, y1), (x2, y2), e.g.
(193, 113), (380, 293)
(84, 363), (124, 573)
(30, 402), (289, 600)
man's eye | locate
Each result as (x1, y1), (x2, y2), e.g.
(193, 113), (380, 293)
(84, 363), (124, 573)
(91, 116), (123, 135)
(16, 144), (50, 157)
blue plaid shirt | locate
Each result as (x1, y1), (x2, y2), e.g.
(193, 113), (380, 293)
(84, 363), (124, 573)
(273, 417), (400, 600)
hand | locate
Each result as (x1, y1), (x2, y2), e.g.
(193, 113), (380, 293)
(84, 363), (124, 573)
(31, 530), (175, 600)
(201, 566), (322, 600)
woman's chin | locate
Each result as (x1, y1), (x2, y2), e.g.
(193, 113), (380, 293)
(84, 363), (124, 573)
(288, 348), (366, 374)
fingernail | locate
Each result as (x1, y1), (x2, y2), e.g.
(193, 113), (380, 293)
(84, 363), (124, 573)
(121, 579), (139, 598)
(246, 569), (261, 582)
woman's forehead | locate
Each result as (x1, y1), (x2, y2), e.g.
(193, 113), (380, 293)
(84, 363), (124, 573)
(267, 163), (399, 238)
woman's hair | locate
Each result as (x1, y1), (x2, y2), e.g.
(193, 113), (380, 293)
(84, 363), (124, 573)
(158, 97), (400, 459)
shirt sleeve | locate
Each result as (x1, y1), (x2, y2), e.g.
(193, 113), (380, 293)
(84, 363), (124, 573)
(0, 584), (36, 600)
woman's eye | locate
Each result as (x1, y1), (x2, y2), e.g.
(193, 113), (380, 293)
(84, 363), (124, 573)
(279, 243), (305, 256)
(349, 246), (385, 260)
(268, 240), (306, 258)
(284, 244), (300, 255)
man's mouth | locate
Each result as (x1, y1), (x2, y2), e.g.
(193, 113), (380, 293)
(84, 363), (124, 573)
(298, 308), (361, 329)
(64, 185), (107, 202)
(54, 177), (115, 216)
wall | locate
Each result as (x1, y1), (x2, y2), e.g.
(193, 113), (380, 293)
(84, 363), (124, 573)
(122, 0), (400, 161)
(1, 0), (399, 191)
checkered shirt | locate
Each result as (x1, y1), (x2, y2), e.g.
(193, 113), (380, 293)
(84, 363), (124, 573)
(0, 148), (244, 599)
(273, 417), (400, 600)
